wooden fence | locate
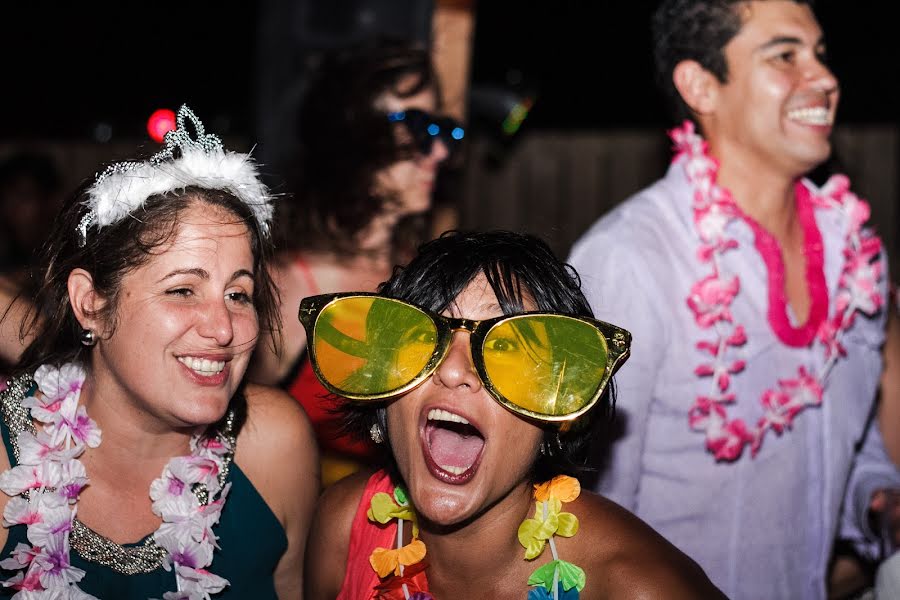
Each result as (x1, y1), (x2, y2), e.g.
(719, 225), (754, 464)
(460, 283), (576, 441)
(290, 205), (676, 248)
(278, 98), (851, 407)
(2, 125), (897, 265)
(458, 126), (900, 266)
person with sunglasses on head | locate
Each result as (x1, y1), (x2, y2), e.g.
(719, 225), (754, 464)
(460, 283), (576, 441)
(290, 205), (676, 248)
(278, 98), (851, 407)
(249, 38), (463, 487)
(303, 230), (725, 599)
(568, 1), (900, 598)
(0, 106), (318, 598)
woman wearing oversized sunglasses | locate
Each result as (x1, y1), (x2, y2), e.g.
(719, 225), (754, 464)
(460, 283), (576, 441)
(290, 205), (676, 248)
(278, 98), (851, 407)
(250, 39), (463, 486)
(303, 231), (724, 599)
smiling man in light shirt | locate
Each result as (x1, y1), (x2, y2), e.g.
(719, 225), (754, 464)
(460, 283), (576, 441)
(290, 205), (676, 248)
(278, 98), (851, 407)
(568, 1), (900, 598)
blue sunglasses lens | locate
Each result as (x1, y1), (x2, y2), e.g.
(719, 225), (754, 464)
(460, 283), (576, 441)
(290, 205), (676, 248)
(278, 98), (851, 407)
(388, 109), (464, 155)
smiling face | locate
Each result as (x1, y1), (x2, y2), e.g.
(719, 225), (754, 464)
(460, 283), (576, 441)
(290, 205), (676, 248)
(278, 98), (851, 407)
(85, 200), (259, 428)
(385, 273), (544, 527)
(373, 75), (449, 216)
(704, 1), (838, 177)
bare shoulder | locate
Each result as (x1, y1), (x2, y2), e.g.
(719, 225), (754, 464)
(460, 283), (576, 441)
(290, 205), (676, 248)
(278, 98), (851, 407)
(236, 384), (321, 596)
(566, 491), (726, 599)
(238, 383), (315, 453)
(305, 468), (374, 600)
(234, 383), (319, 519)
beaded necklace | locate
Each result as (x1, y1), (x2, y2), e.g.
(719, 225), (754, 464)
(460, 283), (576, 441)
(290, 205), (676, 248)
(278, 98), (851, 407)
(367, 475), (585, 599)
(0, 363), (233, 599)
(674, 121), (884, 461)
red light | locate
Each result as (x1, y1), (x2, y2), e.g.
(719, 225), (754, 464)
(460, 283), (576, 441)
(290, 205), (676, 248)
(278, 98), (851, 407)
(147, 109), (176, 143)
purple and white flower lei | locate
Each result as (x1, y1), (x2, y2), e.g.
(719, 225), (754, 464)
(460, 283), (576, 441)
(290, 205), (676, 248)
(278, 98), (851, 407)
(0, 363), (232, 599)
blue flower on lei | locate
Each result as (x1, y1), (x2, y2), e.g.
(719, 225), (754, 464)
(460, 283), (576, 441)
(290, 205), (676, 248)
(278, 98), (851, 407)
(527, 582), (580, 599)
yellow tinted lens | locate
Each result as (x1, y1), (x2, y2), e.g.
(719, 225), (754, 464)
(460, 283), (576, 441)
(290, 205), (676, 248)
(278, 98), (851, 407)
(313, 297), (437, 396)
(482, 315), (608, 416)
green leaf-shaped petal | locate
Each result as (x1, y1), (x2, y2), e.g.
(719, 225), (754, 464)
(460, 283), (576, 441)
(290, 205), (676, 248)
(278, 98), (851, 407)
(527, 561), (560, 589)
(556, 560), (587, 592)
(394, 486), (409, 505)
(527, 560), (586, 593)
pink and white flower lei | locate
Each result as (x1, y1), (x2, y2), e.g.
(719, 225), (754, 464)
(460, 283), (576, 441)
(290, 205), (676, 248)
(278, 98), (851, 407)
(0, 363), (232, 599)
(674, 121), (884, 461)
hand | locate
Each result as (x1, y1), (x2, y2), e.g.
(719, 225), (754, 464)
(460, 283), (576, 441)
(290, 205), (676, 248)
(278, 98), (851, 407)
(871, 489), (900, 555)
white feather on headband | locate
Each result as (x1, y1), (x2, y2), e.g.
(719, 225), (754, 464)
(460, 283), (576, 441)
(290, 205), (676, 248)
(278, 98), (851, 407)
(78, 105), (273, 246)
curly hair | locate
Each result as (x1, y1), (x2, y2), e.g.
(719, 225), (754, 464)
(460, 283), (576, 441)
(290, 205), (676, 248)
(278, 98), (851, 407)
(277, 38), (439, 254)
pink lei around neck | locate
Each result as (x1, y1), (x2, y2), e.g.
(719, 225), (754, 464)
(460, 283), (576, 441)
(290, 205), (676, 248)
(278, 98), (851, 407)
(675, 121), (884, 461)
(0, 363), (233, 599)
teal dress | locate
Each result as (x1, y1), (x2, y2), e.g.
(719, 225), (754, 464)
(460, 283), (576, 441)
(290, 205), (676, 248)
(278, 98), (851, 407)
(0, 379), (286, 599)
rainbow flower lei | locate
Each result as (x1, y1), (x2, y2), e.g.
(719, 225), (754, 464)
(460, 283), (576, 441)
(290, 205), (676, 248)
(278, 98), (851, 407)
(367, 485), (429, 600)
(367, 475), (585, 599)
(674, 121), (884, 461)
(0, 363), (233, 599)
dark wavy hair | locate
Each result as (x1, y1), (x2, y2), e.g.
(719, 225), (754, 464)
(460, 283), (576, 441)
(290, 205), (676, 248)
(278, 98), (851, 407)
(15, 184), (282, 436)
(652, 0), (815, 125)
(278, 38), (439, 254)
(341, 230), (616, 482)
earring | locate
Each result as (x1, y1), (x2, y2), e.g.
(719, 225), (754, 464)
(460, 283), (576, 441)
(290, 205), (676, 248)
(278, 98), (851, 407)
(369, 423), (384, 444)
(80, 328), (97, 347)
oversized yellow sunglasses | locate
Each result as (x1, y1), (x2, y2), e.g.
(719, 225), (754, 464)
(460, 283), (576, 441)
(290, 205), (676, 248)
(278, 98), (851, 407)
(299, 293), (631, 423)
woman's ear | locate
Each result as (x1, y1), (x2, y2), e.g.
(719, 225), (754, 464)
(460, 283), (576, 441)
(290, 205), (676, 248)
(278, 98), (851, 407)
(67, 269), (108, 336)
(672, 59), (720, 116)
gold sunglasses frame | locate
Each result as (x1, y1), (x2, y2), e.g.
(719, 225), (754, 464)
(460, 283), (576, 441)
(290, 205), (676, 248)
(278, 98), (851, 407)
(298, 292), (632, 423)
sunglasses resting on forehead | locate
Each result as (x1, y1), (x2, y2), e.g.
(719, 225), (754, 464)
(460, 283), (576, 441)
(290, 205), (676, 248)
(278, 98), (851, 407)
(298, 293), (631, 423)
(387, 109), (465, 157)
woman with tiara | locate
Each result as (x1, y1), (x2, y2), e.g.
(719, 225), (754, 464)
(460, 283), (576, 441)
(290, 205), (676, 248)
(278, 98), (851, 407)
(0, 106), (317, 598)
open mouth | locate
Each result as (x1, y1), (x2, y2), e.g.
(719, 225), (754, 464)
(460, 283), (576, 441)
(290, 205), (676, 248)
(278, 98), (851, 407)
(422, 408), (486, 484)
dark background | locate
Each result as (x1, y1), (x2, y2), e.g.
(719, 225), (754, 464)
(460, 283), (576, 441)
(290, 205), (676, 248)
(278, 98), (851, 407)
(1, 2), (897, 143)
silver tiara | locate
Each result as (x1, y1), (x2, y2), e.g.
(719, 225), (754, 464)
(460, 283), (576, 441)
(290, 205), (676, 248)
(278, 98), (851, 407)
(77, 105), (273, 247)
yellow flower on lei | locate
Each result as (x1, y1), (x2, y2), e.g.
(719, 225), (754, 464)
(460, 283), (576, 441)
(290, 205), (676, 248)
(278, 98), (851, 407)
(367, 491), (418, 533)
(518, 475), (581, 560)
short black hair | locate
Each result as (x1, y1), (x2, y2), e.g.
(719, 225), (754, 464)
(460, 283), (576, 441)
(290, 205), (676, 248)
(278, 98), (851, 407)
(652, 0), (815, 124)
(341, 230), (616, 481)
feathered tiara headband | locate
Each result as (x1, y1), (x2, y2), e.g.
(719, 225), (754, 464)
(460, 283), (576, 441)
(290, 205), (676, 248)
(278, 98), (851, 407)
(76, 105), (273, 247)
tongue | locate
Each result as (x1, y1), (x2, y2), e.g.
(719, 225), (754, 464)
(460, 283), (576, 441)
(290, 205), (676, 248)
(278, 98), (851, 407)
(427, 423), (485, 469)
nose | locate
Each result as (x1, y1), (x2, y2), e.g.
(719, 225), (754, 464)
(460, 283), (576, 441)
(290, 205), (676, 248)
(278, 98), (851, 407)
(807, 56), (839, 97)
(198, 298), (235, 347)
(432, 331), (482, 392)
(428, 137), (450, 163)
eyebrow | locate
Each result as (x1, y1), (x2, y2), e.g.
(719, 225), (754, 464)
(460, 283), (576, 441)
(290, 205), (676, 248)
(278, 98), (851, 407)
(757, 35), (825, 51)
(157, 268), (254, 283)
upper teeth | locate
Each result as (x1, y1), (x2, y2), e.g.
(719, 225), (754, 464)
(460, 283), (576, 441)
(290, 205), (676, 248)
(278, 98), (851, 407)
(787, 106), (831, 125)
(427, 408), (469, 425)
(178, 356), (225, 374)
